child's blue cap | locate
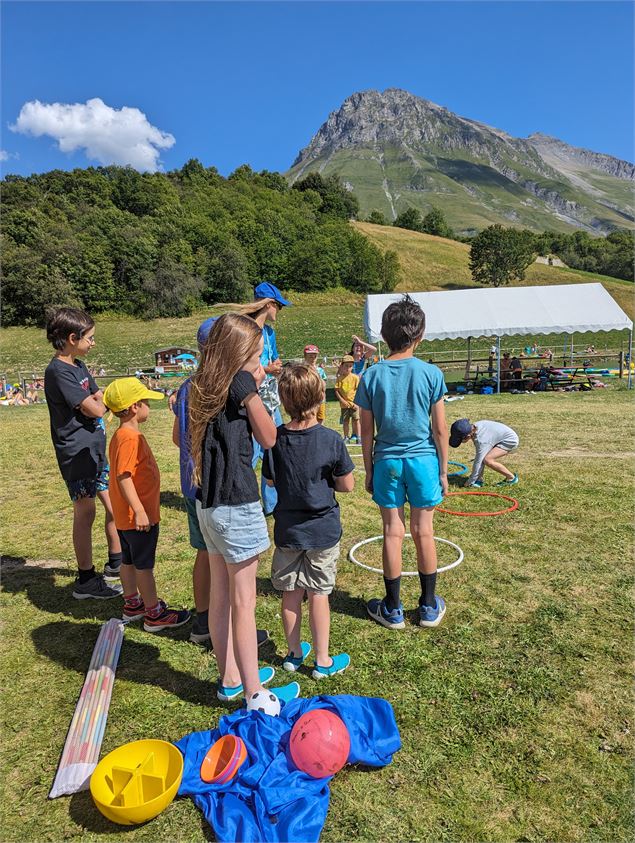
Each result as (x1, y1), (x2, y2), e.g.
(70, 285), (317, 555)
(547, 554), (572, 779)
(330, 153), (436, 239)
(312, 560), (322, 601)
(449, 418), (473, 448)
(197, 317), (217, 351)
(254, 282), (291, 307)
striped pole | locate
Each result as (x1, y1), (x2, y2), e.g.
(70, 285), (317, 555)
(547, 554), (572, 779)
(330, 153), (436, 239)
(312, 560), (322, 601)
(49, 619), (125, 798)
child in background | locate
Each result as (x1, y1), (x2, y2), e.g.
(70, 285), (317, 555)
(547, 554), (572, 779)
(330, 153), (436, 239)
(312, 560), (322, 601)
(44, 308), (123, 600)
(104, 378), (191, 632)
(263, 364), (354, 678)
(189, 314), (298, 705)
(355, 295), (448, 629)
(303, 344), (327, 424)
(449, 418), (519, 487)
(172, 317), (271, 649)
(334, 355), (361, 443)
(350, 335), (377, 376)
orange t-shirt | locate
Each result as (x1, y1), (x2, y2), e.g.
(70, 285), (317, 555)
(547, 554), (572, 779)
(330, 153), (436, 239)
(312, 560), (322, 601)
(109, 427), (160, 530)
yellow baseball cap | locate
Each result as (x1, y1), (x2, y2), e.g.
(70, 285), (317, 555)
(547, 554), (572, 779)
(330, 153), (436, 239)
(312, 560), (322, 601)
(103, 378), (164, 413)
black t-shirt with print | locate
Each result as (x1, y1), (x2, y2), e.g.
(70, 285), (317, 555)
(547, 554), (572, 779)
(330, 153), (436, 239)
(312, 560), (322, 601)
(262, 424), (355, 549)
(199, 371), (260, 509)
(44, 357), (106, 482)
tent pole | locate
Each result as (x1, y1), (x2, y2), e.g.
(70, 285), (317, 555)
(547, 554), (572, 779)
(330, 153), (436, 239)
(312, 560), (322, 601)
(465, 336), (472, 382)
(570, 334), (574, 367)
(628, 330), (633, 390)
(496, 337), (501, 394)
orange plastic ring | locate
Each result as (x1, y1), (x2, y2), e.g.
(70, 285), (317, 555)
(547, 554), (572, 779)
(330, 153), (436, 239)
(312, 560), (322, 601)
(435, 490), (519, 517)
(200, 735), (247, 784)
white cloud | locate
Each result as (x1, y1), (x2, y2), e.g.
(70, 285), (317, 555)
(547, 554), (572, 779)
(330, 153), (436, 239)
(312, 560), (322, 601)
(10, 98), (175, 171)
(0, 150), (9, 161)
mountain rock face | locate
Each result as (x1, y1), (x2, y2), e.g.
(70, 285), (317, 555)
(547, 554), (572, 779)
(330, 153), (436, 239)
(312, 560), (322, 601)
(288, 89), (634, 235)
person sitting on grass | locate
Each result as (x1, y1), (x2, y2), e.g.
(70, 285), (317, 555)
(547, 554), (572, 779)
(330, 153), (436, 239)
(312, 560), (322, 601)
(104, 377), (191, 632)
(303, 344), (327, 424)
(44, 307), (123, 601)
(334, 355), (361, 443)
(355, 295), (449, 630)
(262, 363), (355, 678)
(449, 418), (519, 487)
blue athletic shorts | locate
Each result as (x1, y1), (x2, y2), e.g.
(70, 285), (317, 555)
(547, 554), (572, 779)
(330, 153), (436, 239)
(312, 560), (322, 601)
(372, 455), (443, 509)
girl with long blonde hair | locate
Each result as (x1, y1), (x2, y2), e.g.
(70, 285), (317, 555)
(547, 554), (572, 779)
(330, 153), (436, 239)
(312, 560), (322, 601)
(190, 313), (299, 705)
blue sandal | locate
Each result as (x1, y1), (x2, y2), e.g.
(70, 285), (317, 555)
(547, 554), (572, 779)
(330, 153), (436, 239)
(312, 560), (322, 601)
(312, 653), (350, 680)
(217, 666), (275, 702)
(282, 641), (311, 672)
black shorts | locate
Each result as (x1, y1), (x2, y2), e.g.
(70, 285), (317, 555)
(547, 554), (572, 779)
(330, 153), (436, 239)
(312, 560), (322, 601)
(118, 525), (159, 570)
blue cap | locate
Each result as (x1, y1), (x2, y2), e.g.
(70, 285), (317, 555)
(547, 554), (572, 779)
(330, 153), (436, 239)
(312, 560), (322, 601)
(449, 418), (473, 448)
(254, 282), (291, 307)
(197, 317), (217, 350)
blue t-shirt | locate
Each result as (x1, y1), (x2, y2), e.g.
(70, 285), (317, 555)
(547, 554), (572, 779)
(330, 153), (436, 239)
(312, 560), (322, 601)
(175, 377), (197, 500)
(352, 359), (366, 376)
(354, 357), (446, 460)
(260, 324), (278, 367)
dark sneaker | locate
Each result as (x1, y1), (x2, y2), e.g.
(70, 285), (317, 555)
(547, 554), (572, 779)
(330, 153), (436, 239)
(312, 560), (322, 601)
(122, 599), (145, 623)
(143, 600), (191, 633)
(72, 575), (123, 600)
(366, 598), (405, 629)
(103, 561), (122, 578)
(312, 652), (350, 680)
(257, 629), (271, 649)
(419, 596), (447, 628)
(189, 620), (211, 644)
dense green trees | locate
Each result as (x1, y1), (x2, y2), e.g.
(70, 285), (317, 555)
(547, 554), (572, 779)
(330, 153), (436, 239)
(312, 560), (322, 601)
(393, 205), (453, 238)
(535, 229), (634, 282)
(1, 162), (396, 325)
(469, 225), (536, 287)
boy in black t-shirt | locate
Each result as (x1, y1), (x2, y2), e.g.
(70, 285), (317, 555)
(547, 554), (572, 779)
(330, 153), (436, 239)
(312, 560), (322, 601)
(44, 308), (123, 600)
(263, 363), (355, 679)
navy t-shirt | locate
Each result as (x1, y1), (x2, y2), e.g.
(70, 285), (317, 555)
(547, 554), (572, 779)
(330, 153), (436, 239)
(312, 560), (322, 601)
(199, 371), (260, 509)
(44, 357), (105, 482)
(262, 425), (355, 549)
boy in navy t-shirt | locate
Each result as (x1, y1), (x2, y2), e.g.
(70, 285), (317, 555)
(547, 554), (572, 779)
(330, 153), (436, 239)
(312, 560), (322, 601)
(355, 295), (449, 629)
(263, 363), (355, 679)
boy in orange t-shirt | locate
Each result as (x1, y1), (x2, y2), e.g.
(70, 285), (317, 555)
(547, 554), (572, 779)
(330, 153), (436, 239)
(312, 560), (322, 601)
(104, 378), (191, 633)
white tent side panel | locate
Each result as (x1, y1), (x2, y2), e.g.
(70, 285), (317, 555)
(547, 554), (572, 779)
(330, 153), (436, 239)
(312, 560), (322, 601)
(364, 283), (633, 343)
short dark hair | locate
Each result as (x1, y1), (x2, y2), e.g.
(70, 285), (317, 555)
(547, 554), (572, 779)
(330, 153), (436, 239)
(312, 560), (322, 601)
(46, 307), (95, 350)
(278, 363), (324, 421)
(380, 295), (425, 352)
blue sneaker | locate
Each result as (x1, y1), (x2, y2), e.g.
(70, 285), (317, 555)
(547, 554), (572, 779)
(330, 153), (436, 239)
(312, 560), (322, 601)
(366, 598), (405, 630)
(283, 641), (311, 672)
(496, 473), (518, 486)
(419, 596), (446, 628)
(312, 652), (350, 680)
(217, 666), (275, 702)
(466, 479), (484, 488)
(270, 681), (301, 704)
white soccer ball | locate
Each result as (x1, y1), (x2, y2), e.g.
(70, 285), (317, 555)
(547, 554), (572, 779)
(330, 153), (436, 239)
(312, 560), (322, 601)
(247, 690), (281, 717)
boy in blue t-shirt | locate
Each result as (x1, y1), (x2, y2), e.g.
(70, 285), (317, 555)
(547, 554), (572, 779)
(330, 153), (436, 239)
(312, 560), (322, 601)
(354, 295), (449, 629)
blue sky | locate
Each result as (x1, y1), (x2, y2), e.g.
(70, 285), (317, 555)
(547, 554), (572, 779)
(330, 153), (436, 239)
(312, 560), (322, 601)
(2, 1), (633, 176)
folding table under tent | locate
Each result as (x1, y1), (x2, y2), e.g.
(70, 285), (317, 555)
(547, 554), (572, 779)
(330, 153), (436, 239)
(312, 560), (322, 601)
(363, 282), (633, 392)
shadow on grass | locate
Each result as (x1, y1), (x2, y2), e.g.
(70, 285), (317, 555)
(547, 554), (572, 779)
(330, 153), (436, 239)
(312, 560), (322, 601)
(32, 619), (215, 708)
(160, 490), (187, 512)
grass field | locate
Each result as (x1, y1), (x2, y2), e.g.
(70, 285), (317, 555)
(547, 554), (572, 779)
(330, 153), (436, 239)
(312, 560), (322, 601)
(1, 387), (633, 842)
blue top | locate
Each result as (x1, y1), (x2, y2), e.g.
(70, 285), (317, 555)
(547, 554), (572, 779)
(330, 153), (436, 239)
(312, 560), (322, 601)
(352, 358), (366, 376)
(354, 357), (446, 460)
(260, 323), (278, 367)
(175, 377), (197, 500)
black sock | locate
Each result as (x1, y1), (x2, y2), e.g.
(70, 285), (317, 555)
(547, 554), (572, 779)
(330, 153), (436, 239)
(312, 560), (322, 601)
(108, 552), (123, 568)
(419, 571), (437, 608)
(196, 609), (209, 629)
(383, 576), (401, 611)
(78, 566), (96, 584)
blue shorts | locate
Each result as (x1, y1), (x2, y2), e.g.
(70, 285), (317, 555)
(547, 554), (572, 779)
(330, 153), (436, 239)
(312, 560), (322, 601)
(196, 499), (270, 564)
(66, 465), (110, 501)
(184, 497), (206, 551)
(372, 455), (443, 509)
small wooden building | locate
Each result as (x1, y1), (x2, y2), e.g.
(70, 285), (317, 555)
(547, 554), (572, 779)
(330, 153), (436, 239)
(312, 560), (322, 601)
(154, 347), (198, 372)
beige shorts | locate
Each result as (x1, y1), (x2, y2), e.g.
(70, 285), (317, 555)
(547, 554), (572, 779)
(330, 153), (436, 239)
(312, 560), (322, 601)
(340, 406), (359, 423)
(271, 543), (340, 595)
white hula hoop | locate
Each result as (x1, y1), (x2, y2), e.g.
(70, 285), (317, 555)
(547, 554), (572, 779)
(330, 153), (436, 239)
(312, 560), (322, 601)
(348, 534), (464, 575)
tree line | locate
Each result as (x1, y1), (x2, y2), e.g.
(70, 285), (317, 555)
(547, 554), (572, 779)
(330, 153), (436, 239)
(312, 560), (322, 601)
(1, 163), (400, 326)
(370, 205), (634, 283)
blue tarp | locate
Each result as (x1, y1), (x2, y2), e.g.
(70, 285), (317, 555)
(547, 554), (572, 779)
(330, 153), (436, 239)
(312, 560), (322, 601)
(176, 695), (401, 843)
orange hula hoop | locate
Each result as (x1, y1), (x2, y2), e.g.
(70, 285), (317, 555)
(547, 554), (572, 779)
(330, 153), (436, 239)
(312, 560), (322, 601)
(436, 490), (519, 517)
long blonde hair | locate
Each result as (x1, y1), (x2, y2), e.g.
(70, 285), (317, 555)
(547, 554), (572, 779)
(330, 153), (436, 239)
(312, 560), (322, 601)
(209, 297), (277, 321)
(189, 313), (263, 485)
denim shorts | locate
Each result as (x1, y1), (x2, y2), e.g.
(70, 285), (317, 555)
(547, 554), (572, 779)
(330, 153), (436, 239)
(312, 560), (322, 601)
(66, 465), (110, 501)
(373, 455), (443, 509)
(196, 499), (270, 564)
(184, 497), (207, 551)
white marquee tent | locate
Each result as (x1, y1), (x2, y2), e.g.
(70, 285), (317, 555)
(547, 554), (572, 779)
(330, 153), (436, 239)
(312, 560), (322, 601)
(363, 283), (633, 390)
